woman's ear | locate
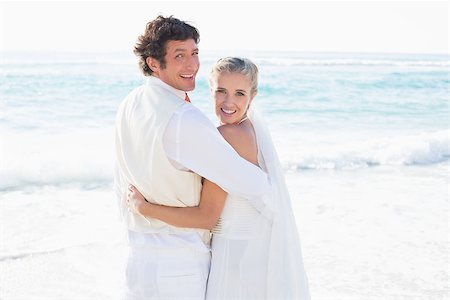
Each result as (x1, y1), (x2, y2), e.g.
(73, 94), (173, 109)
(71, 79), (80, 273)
(248, 91), (257, 108)
(209, 81), (216, 94)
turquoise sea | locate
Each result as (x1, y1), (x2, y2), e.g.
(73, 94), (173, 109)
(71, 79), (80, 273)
(0, 51), (449, 299)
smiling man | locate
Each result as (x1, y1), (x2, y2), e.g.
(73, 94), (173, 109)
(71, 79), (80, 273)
(114, 16), (271, 299)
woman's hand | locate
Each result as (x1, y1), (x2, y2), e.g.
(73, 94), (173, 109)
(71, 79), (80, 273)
(126, 184), (147, 214)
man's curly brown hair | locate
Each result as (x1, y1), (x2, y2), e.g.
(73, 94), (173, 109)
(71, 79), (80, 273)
(134, 15), (200, 76)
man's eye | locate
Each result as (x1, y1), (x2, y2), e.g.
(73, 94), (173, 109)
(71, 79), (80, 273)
(193, 52), (199, 56)
(175, 54), (183, 58)
(236, 92), (245, 96)
(216, 90), (225, 94)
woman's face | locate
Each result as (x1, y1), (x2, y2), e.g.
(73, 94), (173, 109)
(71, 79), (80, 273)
(211, 72), (254, 125)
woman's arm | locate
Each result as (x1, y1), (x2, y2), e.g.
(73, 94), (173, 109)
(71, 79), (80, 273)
(128, 180), (226, 230)
(127, 123), (258, 230)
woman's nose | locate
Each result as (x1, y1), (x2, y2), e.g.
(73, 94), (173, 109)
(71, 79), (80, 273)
(223, 93), (231, 102)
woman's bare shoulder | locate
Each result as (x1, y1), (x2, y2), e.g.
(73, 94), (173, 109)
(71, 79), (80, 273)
(218, 123), (258, 165)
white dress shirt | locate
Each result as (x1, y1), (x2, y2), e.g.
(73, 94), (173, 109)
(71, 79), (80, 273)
(163, 104), (271, 202)
(150, 76), (271, 205)
(117, 76), (271, 250)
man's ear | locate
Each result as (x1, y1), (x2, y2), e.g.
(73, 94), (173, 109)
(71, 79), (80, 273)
(146, 57), (159, 75)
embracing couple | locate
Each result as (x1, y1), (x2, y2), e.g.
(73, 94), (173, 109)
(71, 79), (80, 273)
(114, 15), (310, 300)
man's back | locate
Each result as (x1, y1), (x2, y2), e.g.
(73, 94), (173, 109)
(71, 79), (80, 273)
(115, 77), (212, 300)
(115, 78), (210, 243)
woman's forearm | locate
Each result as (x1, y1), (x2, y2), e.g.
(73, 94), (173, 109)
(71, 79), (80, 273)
(137, 201), (216, 230)
(129, 179), (227, 230)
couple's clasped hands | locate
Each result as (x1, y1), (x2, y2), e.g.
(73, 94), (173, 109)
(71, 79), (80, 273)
(126, 184), (146, 214)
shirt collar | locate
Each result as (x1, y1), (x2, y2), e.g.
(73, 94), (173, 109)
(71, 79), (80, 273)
(145, 76), (186, 101)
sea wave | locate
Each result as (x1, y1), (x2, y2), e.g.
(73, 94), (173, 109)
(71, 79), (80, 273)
(1, 58), (447, 68)
(255, 58), (450, 67)
(0, 129), (448, 190)
(0, 129), (115, 190)
(1, 52), (449, 68)
(284, 130), (449, 171)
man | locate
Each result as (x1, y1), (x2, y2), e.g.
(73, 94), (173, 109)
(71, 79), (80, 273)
(114, 16), (270, 299)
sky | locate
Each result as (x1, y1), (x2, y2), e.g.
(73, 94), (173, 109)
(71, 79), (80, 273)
(0, 1), (448, 55)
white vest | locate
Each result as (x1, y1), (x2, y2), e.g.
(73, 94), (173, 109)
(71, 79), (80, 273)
(115, 81), (210, 244)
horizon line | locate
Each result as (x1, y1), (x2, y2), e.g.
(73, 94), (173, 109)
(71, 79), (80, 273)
(1, 49), (449, 57)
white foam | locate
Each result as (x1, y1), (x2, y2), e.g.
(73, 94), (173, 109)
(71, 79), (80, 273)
(283, 130), (450, 171)
(1, 128), (448, 190)
(0, 129), (115, 190)
(256, 58), (450, 67)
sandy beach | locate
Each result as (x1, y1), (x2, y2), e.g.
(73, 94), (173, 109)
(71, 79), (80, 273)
(0, 51), (448, 299)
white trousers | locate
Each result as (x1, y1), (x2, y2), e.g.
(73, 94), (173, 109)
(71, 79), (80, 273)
(122, 235), (211, 300)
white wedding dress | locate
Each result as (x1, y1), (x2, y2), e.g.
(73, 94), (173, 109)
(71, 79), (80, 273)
(205, 109), (311, 300)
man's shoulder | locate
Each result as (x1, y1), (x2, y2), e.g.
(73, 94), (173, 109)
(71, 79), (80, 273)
(177, 102), (203, 115)
(115, 84), (147, 123)
(120, 82), (169, 112)
(177, 104), (214, 129)
(124, 84), (146, 101)
(118, 84), (144, 107)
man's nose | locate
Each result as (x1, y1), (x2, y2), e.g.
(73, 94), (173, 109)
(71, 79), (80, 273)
(186, 55), (199, 69)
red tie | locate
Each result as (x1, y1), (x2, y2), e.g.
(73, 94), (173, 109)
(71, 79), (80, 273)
(185, 93), (191, 103)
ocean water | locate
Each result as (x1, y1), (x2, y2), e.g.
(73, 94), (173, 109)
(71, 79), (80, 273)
(0, 51), (448, 299)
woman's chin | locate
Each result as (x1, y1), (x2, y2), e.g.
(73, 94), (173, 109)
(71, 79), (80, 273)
(218, 114), (241, 125)
(219, 118), (235, 125)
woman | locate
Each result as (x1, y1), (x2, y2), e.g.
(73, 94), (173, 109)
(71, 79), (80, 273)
(127, 57), (310, 299)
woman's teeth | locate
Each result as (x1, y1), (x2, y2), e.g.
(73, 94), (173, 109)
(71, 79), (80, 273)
(221, 108), (236, 115)
(180, 74), (194, 79)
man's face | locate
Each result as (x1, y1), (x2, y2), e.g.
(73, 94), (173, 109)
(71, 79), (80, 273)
(150, 39), (200, 92)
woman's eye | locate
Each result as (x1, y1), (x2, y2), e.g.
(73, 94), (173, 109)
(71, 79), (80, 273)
(236, 92), (245, 96)
(216, 90), (225, 94)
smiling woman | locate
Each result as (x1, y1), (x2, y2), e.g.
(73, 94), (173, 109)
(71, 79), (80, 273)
(209, 57), (259, 125)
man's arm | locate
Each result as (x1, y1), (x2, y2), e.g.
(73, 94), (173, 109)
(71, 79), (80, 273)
(164, 105), (270, 202)
(129, 123), (260, 230)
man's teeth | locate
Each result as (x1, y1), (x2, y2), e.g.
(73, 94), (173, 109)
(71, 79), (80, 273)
(221, 108), (236, 115)
(180, 74), (193, 78)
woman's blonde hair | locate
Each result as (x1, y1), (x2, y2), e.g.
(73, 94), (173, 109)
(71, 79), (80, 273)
(209, 57), (259, 96)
